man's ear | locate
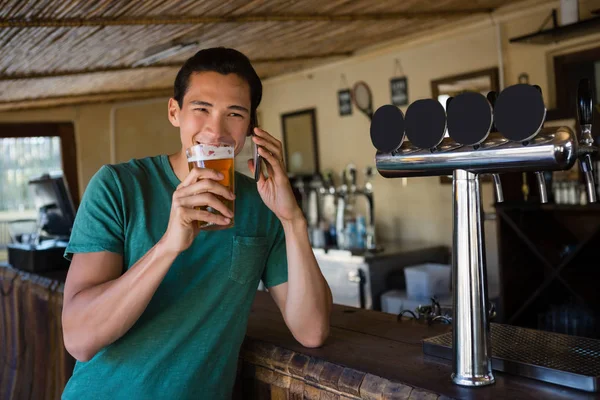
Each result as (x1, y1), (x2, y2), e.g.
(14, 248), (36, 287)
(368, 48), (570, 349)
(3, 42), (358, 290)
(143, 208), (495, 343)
(168, 98), (181, 127)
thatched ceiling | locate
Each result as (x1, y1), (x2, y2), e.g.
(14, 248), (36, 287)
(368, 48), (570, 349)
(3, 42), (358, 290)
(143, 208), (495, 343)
(0, 0), (531, 111)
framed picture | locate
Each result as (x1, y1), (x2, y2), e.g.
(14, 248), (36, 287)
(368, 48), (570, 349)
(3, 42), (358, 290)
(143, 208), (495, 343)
(338, 89), (353, 116)
(390, 76), (408, 106)
(431, 67), (499, 110)
(281, 108), (320, 177)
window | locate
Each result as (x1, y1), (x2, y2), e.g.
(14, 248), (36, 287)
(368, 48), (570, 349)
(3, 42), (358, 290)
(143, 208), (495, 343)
(0, 136), (63, 212)
(0, 136), (63, 260)
(0, 123), (78, 261)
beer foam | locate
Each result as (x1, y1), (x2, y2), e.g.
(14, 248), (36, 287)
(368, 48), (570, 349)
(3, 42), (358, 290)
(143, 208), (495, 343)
(187, 144), (234, 162)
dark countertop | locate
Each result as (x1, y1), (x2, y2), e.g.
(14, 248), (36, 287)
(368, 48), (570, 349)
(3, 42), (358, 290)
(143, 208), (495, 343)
(314, 241), (450, 262)
(246, 291), (600, 400)
(0, 261), (69, 283)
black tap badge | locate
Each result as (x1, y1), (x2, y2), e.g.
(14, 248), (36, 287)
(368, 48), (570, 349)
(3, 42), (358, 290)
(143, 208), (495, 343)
(390, 77), (408, 106)
(338, 89), (353, 116)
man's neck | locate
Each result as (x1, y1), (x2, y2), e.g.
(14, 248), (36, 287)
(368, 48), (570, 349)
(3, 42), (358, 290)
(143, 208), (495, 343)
(168, 150), (189, 183)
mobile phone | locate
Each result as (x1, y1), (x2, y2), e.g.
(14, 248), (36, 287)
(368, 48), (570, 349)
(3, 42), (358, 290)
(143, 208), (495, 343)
(253, 138), (262, 182)
(250, 117), (262, 182)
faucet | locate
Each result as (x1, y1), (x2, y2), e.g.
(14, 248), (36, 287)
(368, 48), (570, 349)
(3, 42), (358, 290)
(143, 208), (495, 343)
(335, 168), (350, 250)
(334, 164), (377, 251)
(370, 79), (597, 387)
(353, 166), (377, 251)
(577, 78), (597, 203)
(307, 174), (323, 229)
(291, 177), (312, 224)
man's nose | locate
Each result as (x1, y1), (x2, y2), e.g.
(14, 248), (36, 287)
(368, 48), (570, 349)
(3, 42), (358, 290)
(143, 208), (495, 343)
(202, 114), (233, 144)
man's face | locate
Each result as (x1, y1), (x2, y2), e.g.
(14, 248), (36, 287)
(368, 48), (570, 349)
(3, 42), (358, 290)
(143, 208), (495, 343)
(168, 71), (252, 155)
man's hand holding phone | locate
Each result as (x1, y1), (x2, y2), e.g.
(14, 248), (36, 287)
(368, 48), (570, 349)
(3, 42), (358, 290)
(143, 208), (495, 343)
(248, 127), (304, 224)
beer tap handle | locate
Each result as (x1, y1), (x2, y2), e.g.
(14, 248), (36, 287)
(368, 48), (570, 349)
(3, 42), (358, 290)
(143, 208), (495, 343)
(326, 171), (335, 187)
(577, 78), (597, 203)
(362, 166), (376, 249)
(364, 166), (374, 191)
(341, 169), (348, 189)
(487, 91), (504, 203)
(348, 164), (357, 192)
(535, 171), (548, 203)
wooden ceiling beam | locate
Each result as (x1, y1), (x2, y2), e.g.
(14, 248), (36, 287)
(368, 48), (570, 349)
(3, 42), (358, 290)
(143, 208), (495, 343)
(0, 88), (173, 112)
(0, 52), (352, 81)
(0, 10), (493, 28)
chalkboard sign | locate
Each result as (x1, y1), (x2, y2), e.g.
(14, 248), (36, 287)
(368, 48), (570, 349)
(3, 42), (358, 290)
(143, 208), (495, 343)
(390, 77), (408, 106)
(338, 89), (353, 116)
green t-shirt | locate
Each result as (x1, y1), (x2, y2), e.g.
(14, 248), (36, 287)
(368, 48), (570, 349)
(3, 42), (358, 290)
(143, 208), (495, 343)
(62, 155), (288, 400)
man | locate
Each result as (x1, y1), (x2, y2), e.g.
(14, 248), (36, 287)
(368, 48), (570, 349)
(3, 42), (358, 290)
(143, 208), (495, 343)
(61, 47), (332, 399)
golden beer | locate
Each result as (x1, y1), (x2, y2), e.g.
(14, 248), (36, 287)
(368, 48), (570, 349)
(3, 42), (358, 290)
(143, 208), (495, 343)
(186, 144), (235, 230)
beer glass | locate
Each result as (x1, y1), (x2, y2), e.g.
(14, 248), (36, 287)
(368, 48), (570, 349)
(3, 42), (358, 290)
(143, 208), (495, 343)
(186, 142), (235, 230)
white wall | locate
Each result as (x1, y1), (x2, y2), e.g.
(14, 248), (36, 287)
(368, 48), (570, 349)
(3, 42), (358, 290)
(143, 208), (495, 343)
(259, 20), (500, 282)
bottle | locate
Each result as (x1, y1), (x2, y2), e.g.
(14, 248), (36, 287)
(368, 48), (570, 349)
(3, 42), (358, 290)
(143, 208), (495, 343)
(579, 184), (588, 206)
(327, 222), (337, 248)
(356, 215), (366, 250)
(553, 179), (561, 204)
(345, 221), (357, 250)
(568, 181), (577, 205)
(312, 226), (326, 248)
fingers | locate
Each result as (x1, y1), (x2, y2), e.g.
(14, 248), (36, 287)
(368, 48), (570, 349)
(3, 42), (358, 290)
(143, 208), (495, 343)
(177, 167), (223, 189)
(173, 169), (235, 223)
(253, 128), (287, 179)
(182, 207), (232, 226)
(253, 127), (280, 146)
(252, 130), (283, 162)
(176, 178), (235, 200)
(247, 158), (266, 184)
(265, 157), (275, 178)
(258, 146), (285, 177)
(176, 193), (234, 218)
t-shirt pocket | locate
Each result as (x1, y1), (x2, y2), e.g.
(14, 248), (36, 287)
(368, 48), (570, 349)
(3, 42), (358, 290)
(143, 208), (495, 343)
(229, 236), (268, 285)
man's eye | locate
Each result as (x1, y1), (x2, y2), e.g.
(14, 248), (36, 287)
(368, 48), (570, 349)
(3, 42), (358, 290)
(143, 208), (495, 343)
(194, 108), (208, 113)
(229, 113), (242, 118)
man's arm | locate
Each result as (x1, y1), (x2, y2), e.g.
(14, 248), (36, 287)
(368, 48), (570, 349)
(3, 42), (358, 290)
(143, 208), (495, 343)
(249, 127), (332, 348)
(268, 217), (333, 348)
(62, 244), (178, 362)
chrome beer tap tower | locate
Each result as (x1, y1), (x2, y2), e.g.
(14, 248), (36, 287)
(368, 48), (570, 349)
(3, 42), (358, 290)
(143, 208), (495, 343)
(370, 79), (597, 387)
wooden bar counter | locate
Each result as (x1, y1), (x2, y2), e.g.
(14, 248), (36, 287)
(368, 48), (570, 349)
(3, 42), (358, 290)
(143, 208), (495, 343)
(239, 293), (599, 400)
(1, 263), (598, 400)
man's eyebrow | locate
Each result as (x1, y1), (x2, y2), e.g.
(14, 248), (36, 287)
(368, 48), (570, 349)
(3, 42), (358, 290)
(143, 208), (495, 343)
(189, 101), (248, 113)
(228, 105), (249, 113)
(190, 101), (212, 107)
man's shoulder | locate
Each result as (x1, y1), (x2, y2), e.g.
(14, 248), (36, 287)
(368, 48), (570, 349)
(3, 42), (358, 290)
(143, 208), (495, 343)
(84, 156), (167, 200)
(109, 155), (163, 177)
(98, 156), (164, 186)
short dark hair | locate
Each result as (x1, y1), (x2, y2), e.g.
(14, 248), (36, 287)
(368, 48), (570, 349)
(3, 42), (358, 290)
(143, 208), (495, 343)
(174, 47), (262, 133)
